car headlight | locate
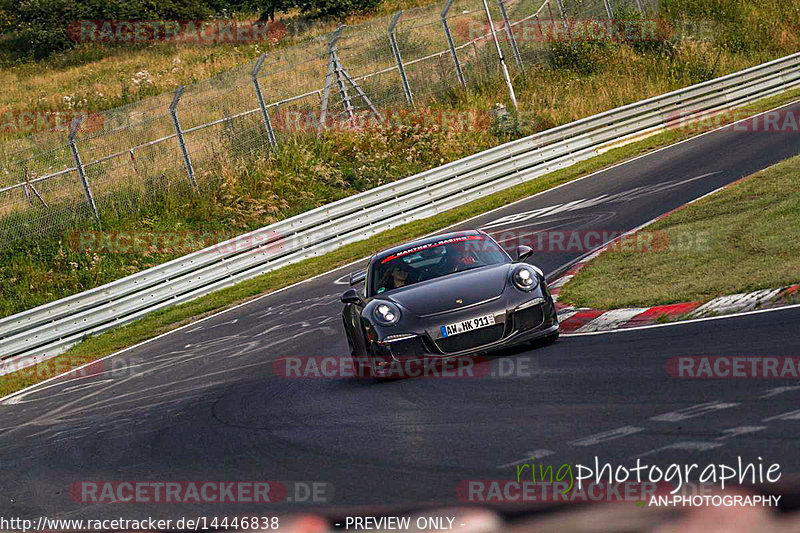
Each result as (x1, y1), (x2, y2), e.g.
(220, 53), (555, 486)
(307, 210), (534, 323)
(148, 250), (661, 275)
(512, 265), (539, 291)
(373, 301), (401, 325)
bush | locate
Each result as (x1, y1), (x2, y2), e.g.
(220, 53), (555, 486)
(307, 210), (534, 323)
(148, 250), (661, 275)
(612, 4), (676, 57)
(295, 0), (381, 19)
(1, 0), (213, 60)
(548, 40), (609, 75)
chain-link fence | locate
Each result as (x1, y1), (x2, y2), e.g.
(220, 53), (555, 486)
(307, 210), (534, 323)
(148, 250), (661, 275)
(0, 0), (659, 247)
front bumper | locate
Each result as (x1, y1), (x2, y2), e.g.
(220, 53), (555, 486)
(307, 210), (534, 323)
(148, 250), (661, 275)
(370, 296), (559, 361)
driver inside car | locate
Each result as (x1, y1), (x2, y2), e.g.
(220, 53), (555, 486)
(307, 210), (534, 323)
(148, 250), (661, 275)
(377, 265), (414, 292)
(443, 243), (479, 273)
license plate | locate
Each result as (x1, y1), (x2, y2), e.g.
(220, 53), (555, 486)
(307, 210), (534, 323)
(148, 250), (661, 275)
(440, 314), (496, 338)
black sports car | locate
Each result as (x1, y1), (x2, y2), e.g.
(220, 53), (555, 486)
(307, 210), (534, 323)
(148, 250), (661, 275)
(340, 230), (559, 377)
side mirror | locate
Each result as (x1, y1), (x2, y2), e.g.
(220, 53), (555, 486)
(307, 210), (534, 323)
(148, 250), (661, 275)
(349, 270), (367, 286)
(341, 288), (364, 305)
(515, 245), (533, 263)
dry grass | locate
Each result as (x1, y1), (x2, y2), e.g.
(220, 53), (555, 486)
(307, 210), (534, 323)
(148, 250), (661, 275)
(0, 0), (798, 317)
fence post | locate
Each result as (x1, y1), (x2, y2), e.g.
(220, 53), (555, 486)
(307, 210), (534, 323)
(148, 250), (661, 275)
(319, 26), (343, 134)
(169, 86), (199, 192)
(389, 11), (414, 105)
(252, 54), (278, 152)
(497, 0), (524, 72)
(555, 0), (570, 37)
(332, 49), (356, 124)
(603, 0), (614, 19)
(336, 60), (383, 122)
(68, 116), (99, 220)
(482, 0), (518, 110)
(441, 0), (467, 90)
(634, 0), (646, 15)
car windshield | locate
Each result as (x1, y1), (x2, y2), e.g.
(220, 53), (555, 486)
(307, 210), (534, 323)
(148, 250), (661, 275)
(370, 235), (509, 296)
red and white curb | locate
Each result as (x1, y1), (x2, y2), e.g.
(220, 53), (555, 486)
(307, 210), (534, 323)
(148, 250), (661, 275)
(551, 284), (799, 333)
(549, 264), (800, 333)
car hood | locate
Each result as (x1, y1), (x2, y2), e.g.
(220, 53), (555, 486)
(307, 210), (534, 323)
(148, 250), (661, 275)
(384, 264), (511, 316)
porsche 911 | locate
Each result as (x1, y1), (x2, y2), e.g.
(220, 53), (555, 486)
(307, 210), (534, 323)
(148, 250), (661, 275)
(340, 230), (559, 377)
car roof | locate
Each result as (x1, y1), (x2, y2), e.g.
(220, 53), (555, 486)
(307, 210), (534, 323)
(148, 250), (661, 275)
(371, 230), (485, 265)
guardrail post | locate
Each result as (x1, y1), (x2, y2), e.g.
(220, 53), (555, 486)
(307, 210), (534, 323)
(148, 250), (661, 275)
(169, 86), (199, 192)
(482, 0), (518, 110)
(441, 0), (467, 90)
(68, 116), (99, 220)
(603, 0), (613, 19)
(389, 12), (414, 105)
(252, 54), (278, 152)
(497, 0), (524, 72)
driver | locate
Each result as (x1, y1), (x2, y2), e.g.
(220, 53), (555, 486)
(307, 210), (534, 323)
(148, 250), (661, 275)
(378, 264), (411, 292)
(444, 242), (479, 273)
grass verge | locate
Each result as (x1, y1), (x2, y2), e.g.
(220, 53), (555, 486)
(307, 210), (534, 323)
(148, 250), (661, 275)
(557, 152), (800, 310)
(2, 86), (800, 397)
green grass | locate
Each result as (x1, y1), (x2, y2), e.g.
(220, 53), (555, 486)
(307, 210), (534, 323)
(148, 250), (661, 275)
(3, 85), (800, 397)
(557, 152), (800, 311)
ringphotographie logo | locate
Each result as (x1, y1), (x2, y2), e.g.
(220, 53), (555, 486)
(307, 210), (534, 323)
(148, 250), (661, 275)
(67, 20), (287, 45)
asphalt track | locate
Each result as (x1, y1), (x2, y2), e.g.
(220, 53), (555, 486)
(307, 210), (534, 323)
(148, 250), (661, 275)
(2, 101), (800, 521)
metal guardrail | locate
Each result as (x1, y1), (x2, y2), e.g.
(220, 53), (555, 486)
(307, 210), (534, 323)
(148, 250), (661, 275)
(1, 52), (799, 374)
